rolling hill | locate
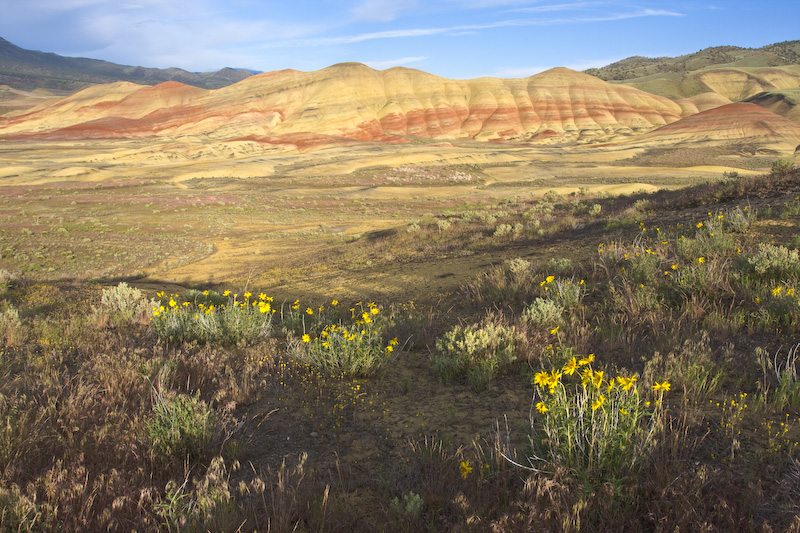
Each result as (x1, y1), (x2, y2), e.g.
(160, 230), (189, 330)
(0, 64), (684, 146)
(584, 41), (800, 103)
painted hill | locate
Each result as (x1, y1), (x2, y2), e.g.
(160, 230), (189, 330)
(0, 63), (684, 146)
(0, 36), (254, 93)
(745, 88), (800, 122)
(634, 102), (800, 153)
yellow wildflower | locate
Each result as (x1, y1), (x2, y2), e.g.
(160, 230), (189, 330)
(652, 381), (671, 392)
(534, 371), (549, 387)
(302, 334), (311, 343)
(698, 257), (705, 263)
(535, 402), (549, 414)
(591, 370), (604, 390)
(592, 395), (605, 411)
(562, 357), (578, 376)
(460, 460), (472, 479)
(617, 376), (637, 391)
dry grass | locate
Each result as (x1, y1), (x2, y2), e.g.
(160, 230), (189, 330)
(2, 168), (800, 530)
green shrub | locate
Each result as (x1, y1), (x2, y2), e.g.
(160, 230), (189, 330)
(506, 257), (531, 275)
(771, 158), (794, 175)
(151, 291), (276, 345)
(530, 354), (668, 483)
(147, 390), (215, 460)
(642, 334), (724, 399)
(0, 269), (15, 297)
(289, 303), (397, 377)
(747, 243), (800, 280)
(523, 298), (564, 326)
(548, 278), (586, 310)
(155, 456), (237, 531)
(493, 224), (513, 238)
(432, 317), (522, 390)
(757, 344), (800, 411)
(94, 282), (155, 325)
(0, 304), (25, 345)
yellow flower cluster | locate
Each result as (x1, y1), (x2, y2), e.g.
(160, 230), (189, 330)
(533, 352), (668, 415)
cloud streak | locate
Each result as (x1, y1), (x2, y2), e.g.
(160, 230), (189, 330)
(275, 7), (683, 47)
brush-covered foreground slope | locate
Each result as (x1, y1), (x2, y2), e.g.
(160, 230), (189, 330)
(0, 63), (684, 145)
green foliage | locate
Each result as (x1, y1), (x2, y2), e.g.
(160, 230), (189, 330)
(94, 282), (154, 325)
(151, 291), (276, 345)
(289, 302), (397, 376)
(643, 334), (724, 399)
(0, 483), (47, 531)
(545, 257), (574, 276)
(147, 389), (215, 461)
(531, 354), (667, 483)
(747, 243), (800, 280)
(432, 316), (522, 390)
(523, 298), (564, 326)
(0, 304), (24, 345)
(155, 457), (237, 532)
(0, 269), (15, 298)
(771, 158), (795, 175)
(757, 344), (800, 411)
(389, 491), (424, 517)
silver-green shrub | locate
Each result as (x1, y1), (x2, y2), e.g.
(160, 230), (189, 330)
(432, 318), (521, 390)
(523, 298), (564, 325)
(95, 282), (155, 324)
(747, 244), (800, 279)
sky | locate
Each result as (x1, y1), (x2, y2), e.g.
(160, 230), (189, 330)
(0, 0), (798, 80)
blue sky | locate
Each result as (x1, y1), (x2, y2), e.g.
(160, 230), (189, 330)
(0, 0), (797, 79)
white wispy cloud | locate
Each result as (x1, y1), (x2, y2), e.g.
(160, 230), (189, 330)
(277, 7), (683, 47)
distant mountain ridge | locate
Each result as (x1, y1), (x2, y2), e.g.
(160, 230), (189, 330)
(583, 41), (800, 105)
(0, 37), (254, 93)
(585, 41), (800, 82)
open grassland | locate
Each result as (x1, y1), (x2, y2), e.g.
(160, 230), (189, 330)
(3, 144), (800, 530)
